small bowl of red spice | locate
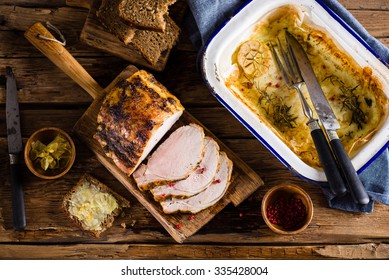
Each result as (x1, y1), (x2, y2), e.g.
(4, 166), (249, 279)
(261, 183), (313, 234)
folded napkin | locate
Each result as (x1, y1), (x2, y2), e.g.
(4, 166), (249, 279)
(185, 0), (389, 213)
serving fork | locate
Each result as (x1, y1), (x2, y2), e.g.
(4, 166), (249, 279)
(270, 37), (348, 197)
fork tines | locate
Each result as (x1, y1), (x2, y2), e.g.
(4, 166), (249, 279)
(269, 33), (315, 122)
(270, 36), (304, 87)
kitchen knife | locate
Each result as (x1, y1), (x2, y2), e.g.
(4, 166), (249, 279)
(271, 41), (347, 198)
(285, 31), (369, 205)
(6, 66), (26, 230)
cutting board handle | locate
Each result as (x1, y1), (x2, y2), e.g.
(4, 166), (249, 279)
(24, 22), (103, 100)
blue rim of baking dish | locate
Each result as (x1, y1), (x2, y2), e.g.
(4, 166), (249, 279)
(200, 0), (389, 185)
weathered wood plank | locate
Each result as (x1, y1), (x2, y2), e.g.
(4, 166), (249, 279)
(315, 243), (389, 259)
(0, 1), (67, 7)
(0, 54), (218, 106)
(1, 0), (387, 10)
(0, 109), (85, 137)
(1, 243), (389, 259)
(2, 135), (389, 245)
(0, 30), (109, 58)
(1, 0), (388, 11)
(352, 10), (389, 37)
(339, 0), (389, 10)
(160, 50), (220, 106)
(0, 57), (128, 105)
(0, 244), (329, 259)
(0, 6), (88, 31)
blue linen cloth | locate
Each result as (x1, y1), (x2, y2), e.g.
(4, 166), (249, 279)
(185, 0), (389, 213)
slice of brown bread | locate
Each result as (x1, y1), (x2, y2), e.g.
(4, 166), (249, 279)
(97, 0), (136, 45)
(62, 173), (130, 238)
(131, 15), (180, 65)
(118, 0), (177, 32)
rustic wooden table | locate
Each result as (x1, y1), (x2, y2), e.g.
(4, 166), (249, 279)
(0, 0), (389, 259)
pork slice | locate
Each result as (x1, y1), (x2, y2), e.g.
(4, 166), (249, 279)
(133, 123), (205, 190)
(150, 136), (220, 201)
(160, 152), (233, 214)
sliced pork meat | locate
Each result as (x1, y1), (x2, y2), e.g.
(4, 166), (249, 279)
(133, 123), (205, 190)
(160, 152), (233, 214)
(150, 136), (220, 201)
(94, 70), (184, 176)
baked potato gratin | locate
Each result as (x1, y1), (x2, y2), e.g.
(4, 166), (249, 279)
(225, 5), (388, 169)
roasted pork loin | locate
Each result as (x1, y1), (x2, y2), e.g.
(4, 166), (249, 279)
(132, 123), (205, 190)
(94, 70), (184, 176)
(132, 123), (234, 214)
(160, 152), (233, 214)
(150, 136), (220, 201)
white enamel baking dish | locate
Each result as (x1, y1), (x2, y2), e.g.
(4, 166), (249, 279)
(201, 0), (389, 183)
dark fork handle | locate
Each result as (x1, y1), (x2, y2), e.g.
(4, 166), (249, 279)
(327, 131), (370, 205)
(307, 120), (348, 197)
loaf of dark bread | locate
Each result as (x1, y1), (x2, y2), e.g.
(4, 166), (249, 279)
(62, 174), (130, 238)
(131, 15), (180, 65)
(118, 0), (177, 32)
(96, 0), (180, 65)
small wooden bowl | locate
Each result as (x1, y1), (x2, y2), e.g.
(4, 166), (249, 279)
(261, 183), (313, 234)
(24, 127), (76, 179)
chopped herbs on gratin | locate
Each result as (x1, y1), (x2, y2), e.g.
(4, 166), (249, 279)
(255, 83), (298, 129)
(322, 75), (367, 129)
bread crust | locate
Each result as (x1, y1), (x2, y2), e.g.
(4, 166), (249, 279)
(118, 0), (177, 32)
(131, 15), (180, 65)
(96, 0), (180, 65)
(97, 0), (137, 45)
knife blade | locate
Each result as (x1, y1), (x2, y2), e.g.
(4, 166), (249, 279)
(6, 66), (26, 230)
(285, 31), (369, 205)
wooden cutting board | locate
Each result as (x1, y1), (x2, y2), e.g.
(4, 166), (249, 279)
(24, 22), (264, 243)
(78, 0), (184, 72)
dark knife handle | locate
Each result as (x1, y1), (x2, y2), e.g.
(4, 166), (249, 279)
(9, 155), (26, 230)
(328, 132), (370, 205)
(308, 121), (348, 197)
